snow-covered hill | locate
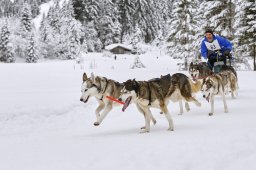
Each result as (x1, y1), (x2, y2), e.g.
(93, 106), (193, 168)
(0, 51), (256, 170)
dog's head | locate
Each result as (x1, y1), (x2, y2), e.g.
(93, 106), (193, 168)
(201, 77), (215, 102)
(189, 62), (200, 81)
(80, 73), (99, 103)
(119, 79), (139, 103)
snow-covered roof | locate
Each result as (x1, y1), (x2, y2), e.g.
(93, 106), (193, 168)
(105, 43), (133, 51)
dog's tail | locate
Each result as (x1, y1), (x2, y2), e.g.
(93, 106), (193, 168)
(189, 78), (202, 93)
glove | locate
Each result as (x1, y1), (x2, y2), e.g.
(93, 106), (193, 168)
(208, 50), (215, 55)
(223, 50), (231, 57)
(207, 50), (215, 58)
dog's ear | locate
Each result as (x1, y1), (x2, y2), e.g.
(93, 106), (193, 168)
(83, 73), (88, 81)
(91, 72), (95, 83)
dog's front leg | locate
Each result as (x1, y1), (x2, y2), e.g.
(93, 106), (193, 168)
(94, 102), (105, 124)
(140, 107), (151, 133)
(222, 93), (228, 113)
(178, 100), (184, 115)
(94, 103), (112, 126)
(209, 95), (214, 116)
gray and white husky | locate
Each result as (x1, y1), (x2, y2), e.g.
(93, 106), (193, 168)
(80, 73), (125, 126)
(201, 70), (238, 116)
(119, 73), (201, 133)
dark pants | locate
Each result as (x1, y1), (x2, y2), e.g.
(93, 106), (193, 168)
(207, 55), (227, 69)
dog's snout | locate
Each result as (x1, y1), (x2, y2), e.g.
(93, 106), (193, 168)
(203, 95), (205, 98)
(80, 98), (83, 102)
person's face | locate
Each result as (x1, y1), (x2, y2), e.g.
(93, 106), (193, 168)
(205, 33), (213, 42)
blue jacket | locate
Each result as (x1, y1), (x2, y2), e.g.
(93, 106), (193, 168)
(201, 35), (232, 59)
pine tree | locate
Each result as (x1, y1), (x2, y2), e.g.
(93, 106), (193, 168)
(117, 0), (135, 42)
(131, 56), (146, 69)
(234, 0), (255, 57)
(167, 0), (200, 66)
(26, 34), (38, 63)
(38, 13), (56, 59)
(84, 21), (102, 52)
(54, 0), (82, 60)
(20, 3), (32, 34)
(0, 21), (15, 63)
(134, 0), (158, 43)
(200, 0), (235, 39)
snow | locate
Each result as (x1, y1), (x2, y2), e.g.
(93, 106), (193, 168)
(1, 50), (256, 170)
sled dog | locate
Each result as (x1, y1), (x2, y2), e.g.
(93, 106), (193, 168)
(201, 72), (238, 116)
(119, 73), (201, 133)
(189, 62), (213, 81)
(80, 73), (127, 126)
(189, 61), (237, 80)
(189, 61), (238, 95)
(218, 70), (238, 98)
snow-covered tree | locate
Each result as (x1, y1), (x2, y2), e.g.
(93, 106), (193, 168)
(38, 13), (57, 59)
(200, 0), (235, 39)
(117, 0), (135, 42)
(233, 0), (256, 58)
(131, 56), (146, 69)
(20, 3), (32, 34)
(26, 34), (38, 63)
(0, 21), (15, 63)
(53, 0), (82, 60)
(167, 0), (200, 65)
(133, 0), (159, 43)
(130, 24), (143, 54)
(84, 21), (102, 52)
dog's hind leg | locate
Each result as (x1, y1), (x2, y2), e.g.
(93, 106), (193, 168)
(185, 102), (190, 112)
(94, 102), (112, 126)
(178, 101), (190, 115)
(178, 100), (184, 115)
(185, 96), (201, 107)
(160, 105), (174, 131)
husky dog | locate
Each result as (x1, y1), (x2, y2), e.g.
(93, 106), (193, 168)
(189, 61), (237, 80)
(80, 73), (127, 126)
(218, 70), (238, 98)
(189, 62), (213, 81)
(119, 73), (201, 133)
(201, 73), (234, 116)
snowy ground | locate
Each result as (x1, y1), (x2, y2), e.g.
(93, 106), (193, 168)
(1, 50), (256, 170)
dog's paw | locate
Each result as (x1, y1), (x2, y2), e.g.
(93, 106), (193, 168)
(168, 127), (174, 131)
(152, 119), (157, 125)
(185, 103), (190, 112)
(224, 110), (228, 113)
(93, 122), (100, 126)
(208, 112), (213, 116)
(140, 126), (146, 129)
(140, 129), (149, 133)
(196, 102), (202, 107)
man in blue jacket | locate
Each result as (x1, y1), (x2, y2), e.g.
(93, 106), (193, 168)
(201, 29), (232, 70)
